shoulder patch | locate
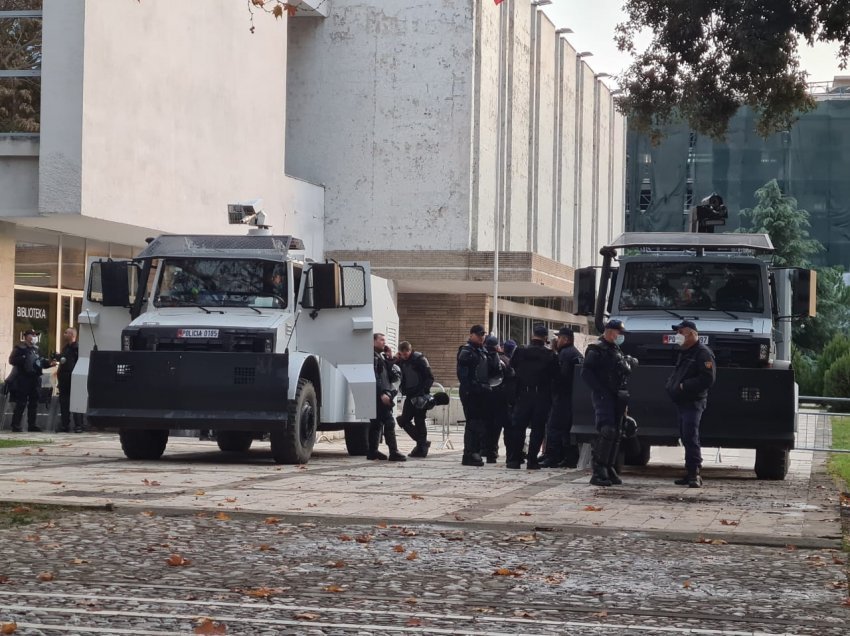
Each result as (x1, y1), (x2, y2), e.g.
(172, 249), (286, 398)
(704, 360), (713, 369)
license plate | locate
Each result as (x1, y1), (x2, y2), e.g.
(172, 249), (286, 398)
(177, 328), (219, 338)
(663, 334), (709, 344)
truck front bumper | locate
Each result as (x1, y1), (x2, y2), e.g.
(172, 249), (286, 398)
(87, 350), (289, 431)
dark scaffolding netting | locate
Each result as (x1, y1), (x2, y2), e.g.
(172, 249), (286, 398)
(627, 100), (850, 269)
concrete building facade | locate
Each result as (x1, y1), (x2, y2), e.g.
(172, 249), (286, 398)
(1, 0), (325, 372)
(286, 0), (627, 383)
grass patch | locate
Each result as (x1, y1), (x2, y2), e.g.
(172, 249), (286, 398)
(829, 414), (850, 489)
(0, 438), (51, 449)
(0, 502), (62, 528)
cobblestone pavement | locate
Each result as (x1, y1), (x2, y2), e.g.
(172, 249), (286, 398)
(0, 509), (847, 635)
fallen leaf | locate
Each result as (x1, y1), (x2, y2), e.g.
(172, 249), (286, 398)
(10, 505), (30, 513)
(0, 576), (9, 584)
(37, 572), (54, 582)
(453, 514), (466, 521)
(393, 544), (405, 553)
(719, 519), (739, 526)
(50, 481), (63, 485)
(257, 544), (275, 552)
(709, 539), (728, 545)
(411, 494), (424, 500)
(324, 560), (346, 568)
(195, 490), (206, 496)
(513, 610), (534, 618)
(260, 517), (278, 526)
(842, 597), (850, 607)
(166, 554), (191, 567)
(376, 521), (388, 528)
(513, 533), (538, 543)
(471, 607), (494, 613)
(406, 551), (418, 561)
(493, 568), (522, 577)
(194, 618), (226, 634)
(355, 534), (372, 544)
(683, 580), (692, 589)
(323, 584), (346, 593)
(225, 497), (237, 503)
(544, 573), (566, 584)
(404, 596), (418, 604)
(297, 464), (308, 470)
(142, 479), (161, 486)
(786, 544), (798, 551)
(1, 623), (17, 635)
(14, 479), (27, 484)
(294, 612), (320, 621)
(584, 505), (604, 512)
(338, 534), (353, 542)
(439, 530), (465, 541)
(243, 587), (278, 598)
(591, 611), (608, 619)
(140, 511), (156, 517)
(24, 534), (39, 542)
(406, 617), (423, 627)
(399, 528), (418, 537)
(215, 512), (231, 521)
(519, 512), (532, 516)
(69, 558), (89, 565)
(298, 522), (316, 528)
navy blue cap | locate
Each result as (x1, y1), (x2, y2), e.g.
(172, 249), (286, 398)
(556, 326), (574, 338)
(503, 339), (517, 356)
(469, 324), (486, 336)
(604, 319), (626, 332)
(532, 324), (548, 338)
(672, 320), (698, 332)
(484, 335), (499, 348)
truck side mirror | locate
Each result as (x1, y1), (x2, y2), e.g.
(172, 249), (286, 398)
(575, 267), (596, 315)
(88, 260), (132, 307)
(790, 268), (817, 318)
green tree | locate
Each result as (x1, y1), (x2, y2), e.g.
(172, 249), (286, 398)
(791, 345), (820, 396)
(794, 266), (850, 354)
(0, 0), (42, 133)
(617, 0), (850, 140)
(823, 353), (850, 411)
(737, 180), (823, 267)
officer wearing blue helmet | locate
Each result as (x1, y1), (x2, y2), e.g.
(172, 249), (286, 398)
(581, 319), (638, 486)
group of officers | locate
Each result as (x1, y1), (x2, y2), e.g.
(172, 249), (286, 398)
(369, 316), (716, 488)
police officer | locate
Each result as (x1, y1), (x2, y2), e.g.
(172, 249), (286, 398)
(666, 320), (716, 488)
(8, 329), (50, 433)
(507, 324), (558, 470)
(457, 324), (495, 467)
(369, 333), (406, 462)
(541, 327), (584, 468)
(481, 335), (511, 463)
(396, 340), (435, 458)
(581, 319), (636, 486)
(57, 327), (84, 433)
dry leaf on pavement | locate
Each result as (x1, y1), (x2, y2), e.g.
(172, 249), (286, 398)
(584, 505), (603, 512)
(406, 617), (423, 627)
(214, 512), (231, 521)
(355, 534), (373, 544)
(323, 584), (346, 593)
(683, 580), (692, 589)
(493, 568), (522, 577)
(166, 554), (191, 567)
(513, 533), (538, 543)
(719, 519), (739, 526)
(406, 551), (418, 561)
(294, 612), (320, 620)
(338, 534), (352, 541)
(142, 479), (161, 486)
(225, 497), (237, 503)
(411, 494), (424, 500)
(591, 610), (609, 619)
(37, 572), (54, 582)
(324, 560), (345, 568)
(404, 596), (418, 604)
(194, 618), (226, 634)
(1, 623), (17, 635)
(264, 517), (280, 524)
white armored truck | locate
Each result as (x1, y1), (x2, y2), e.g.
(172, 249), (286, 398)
(572, 232), (817, 480)
(70, 210), (398, 463)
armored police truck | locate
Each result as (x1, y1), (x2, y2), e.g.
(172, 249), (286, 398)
(70, 206), (398, 464)
(573, 232), (816, 480)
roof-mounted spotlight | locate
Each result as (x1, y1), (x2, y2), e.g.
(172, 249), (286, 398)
(227, 199), (267, 228)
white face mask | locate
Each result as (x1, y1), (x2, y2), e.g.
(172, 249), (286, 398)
(673, 333), (686, 346)
(614, 334), (625, 346)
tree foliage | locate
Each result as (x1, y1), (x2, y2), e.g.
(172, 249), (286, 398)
(0, 0), (42, 133)
(616, 0), (850, 140)
(737, 179), (823, 267)
(823, 353), (850, 407)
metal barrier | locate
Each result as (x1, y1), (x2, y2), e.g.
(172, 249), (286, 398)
(796, 396), (850, 453)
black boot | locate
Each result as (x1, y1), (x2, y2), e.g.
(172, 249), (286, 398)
(366, 423), (386, 460)
(462, 420), (484, 466)
(607, 465), (623, 485)
(408, 442), (425, 458)
(590, 460), (612, 487)
(385, 427), (406, 462)
(675, 467), (702, 487)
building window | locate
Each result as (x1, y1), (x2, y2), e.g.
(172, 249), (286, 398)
(0, 1), (42, 134)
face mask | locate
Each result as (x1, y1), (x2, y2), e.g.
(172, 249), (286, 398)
(673, 333), (686, 346)
(614, 335), (625, 346)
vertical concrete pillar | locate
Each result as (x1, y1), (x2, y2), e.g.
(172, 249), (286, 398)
(0, 222), (16, 377)
(397, 293), (490, 387)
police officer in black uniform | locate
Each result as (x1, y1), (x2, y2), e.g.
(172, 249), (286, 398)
(481, 335), (510, 463)
(369, 333), (406, 462)
(396, 340), (435, 458)
(57, 327), (84, 433)
(8, 329), (50, 433)
(507, 324), (558, 470)
(457, 324), (495, 467)
(581, 319), (636, 486)
(541, 327), (584, 468)
(666, 320), (716, 488)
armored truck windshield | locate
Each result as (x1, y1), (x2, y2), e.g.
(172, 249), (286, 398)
(618, 261), (765, 314)
(154, 258), (288, 309)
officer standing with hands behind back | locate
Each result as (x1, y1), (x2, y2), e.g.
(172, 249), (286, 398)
(457, 325), (496, 467)
(666, 320), (715, 488)
(581, 319), (637, 486)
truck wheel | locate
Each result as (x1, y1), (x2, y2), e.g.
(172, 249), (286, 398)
(754, 446), (790, 480)
(624, 440), (651, 466)
(119, 429), (168, 460)
(344, 424), (369, 456)
(217, 431), (253, 453)
(271, 378), (318, 464)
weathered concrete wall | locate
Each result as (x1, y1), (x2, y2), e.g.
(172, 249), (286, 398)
(505, 2), (531, 252)
(286, 0), (475, 252)
(594, 86), (612, 263)
(534, 14), (556, 258)
(577, 62), (596, 268)
(611, 110), (627, 240)
(0, 139), (39, 216)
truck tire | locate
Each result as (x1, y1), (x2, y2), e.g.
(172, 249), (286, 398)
(217, 431), (253, 453)
(624, 440), (651, 466)
(754, 446), (790, 480)
(271, 378), (318, 464)
(344, 424), (369, 456)
(119, 429), (168, 460)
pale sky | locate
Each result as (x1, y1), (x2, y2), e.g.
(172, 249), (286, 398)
(541, 0), (846, 87)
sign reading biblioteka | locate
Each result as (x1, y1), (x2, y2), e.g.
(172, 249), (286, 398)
(16, 305), (48, 320)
